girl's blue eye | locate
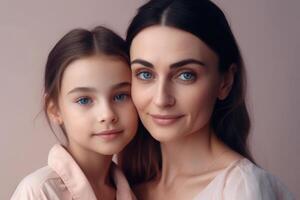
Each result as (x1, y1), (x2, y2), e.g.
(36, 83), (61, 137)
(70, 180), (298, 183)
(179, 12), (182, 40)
(76, 97), (92, 105)
(178, 72), (196, 81)
(137, 71), (153, 80)
(114, 94), (128, 102)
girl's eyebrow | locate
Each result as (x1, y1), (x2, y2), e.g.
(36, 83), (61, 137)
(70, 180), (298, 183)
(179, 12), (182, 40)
(67, 87), (97, 95)
(112, 82), (131, 89)
(67, 82), (131, 95)
(131, 58), (206, 69)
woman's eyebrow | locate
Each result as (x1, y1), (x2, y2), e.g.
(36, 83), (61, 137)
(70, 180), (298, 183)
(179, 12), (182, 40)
(170, 59), (206, 69)
(131, 58), (206, 69)
(131, 59), (154, 68)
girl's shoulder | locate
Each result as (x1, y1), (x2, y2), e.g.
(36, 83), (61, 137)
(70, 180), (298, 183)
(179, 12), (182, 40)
(11, 166), (64, 199)
(222, 158), (294, 200)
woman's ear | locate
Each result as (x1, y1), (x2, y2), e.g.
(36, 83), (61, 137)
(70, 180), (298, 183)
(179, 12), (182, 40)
(218, 64), (236, 100)
(47, 100), (63, 125)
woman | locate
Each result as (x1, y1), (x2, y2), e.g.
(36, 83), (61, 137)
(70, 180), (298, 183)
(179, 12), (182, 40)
(119, 0), (294, 199)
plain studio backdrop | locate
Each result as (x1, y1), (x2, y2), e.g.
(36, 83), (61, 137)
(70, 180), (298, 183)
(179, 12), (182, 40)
(0, 0), (299, 199)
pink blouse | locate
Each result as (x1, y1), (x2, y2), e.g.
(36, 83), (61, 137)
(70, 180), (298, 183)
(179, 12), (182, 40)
(11, 144), (136, 200)
(193, 158), (294, 200)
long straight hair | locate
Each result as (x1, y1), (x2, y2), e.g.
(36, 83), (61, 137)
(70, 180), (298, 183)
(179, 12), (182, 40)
(119, 0), (254, 185)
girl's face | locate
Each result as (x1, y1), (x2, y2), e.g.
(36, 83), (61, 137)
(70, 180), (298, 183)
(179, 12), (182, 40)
(130, 26), (231, 142)
(50, 55), (138, 155)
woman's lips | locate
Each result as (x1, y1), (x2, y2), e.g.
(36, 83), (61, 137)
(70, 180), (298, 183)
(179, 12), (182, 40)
(92, 129), (123, 140)
(149, 114), (184, 126)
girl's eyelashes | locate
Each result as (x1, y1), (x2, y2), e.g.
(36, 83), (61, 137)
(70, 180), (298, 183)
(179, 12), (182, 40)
(113, 92), (130, 102)
(76, 96), (93, 105)
(73, 92), (130, 105)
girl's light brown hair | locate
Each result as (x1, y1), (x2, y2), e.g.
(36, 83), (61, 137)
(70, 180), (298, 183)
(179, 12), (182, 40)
(43, 26), (129, 139)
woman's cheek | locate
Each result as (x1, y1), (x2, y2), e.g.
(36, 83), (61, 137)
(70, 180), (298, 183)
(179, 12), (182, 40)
(132, 82), (152, 110)
(179, 82), (217, 114)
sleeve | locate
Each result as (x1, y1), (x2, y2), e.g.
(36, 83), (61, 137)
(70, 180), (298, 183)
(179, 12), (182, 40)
(10, 176), (47, 200)
(11, 181), (41, 200)
(223, 164), (295, 200)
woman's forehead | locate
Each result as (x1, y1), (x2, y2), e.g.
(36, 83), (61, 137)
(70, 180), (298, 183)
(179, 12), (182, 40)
(130, 26), (218, 68)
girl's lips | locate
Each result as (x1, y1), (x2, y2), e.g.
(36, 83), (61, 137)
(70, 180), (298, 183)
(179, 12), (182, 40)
(92, 129), (123, 140)
(149, 114), (184, 126)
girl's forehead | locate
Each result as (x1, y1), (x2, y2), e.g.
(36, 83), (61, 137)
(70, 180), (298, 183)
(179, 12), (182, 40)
(60, 56), (131, 94)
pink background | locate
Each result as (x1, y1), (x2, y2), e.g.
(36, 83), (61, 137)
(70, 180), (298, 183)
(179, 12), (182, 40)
(0, 0), (299, 199)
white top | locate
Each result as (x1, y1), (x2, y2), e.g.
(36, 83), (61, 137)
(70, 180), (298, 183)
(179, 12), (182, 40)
(11, 144), (136, 200)
(193, 158), (294, 200)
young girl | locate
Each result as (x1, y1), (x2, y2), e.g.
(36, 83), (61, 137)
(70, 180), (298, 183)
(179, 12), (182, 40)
(11, 26), (137, 200)
(119, 0), (294, 199)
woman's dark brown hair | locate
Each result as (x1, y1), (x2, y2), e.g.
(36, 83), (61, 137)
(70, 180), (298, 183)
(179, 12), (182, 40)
(119, 0), (254, 186)
(43, 26), (129, 138)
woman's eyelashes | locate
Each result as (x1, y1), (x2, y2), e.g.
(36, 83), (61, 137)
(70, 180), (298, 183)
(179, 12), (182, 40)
(176, 71), (197, 82)
(134, 68), (197, 83)
(136, 70), (154, 80)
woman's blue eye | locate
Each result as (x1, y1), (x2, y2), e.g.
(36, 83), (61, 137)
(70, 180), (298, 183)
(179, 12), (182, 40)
(114, 94), (128, 102)
(76, 97), (92, 105)
(178, 72), (195, 81)
(137, 71), (153, 80)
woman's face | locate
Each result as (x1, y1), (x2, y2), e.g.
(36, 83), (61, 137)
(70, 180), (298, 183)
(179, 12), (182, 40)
(130, 26), (228, 142)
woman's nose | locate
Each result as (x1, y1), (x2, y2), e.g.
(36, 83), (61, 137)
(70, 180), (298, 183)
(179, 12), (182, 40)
(153, 79), (175, 108)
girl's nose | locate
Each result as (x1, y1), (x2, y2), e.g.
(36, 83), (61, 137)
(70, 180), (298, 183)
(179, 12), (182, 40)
(97, 102), (118, 124)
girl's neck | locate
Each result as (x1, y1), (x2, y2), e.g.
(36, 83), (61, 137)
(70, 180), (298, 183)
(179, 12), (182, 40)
(66, 142), (113, 187)
(159, 125), (228, 185)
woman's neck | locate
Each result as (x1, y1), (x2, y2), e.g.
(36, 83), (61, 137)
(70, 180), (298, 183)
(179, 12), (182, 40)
(159, 125), (228, 186)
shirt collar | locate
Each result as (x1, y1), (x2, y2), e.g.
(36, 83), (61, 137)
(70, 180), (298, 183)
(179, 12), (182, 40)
(48, 144), (97, 200)
(48, 144), (136, 200)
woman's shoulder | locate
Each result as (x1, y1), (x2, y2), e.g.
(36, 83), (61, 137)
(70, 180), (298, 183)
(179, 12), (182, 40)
(11, 166), (63, 199)
(228, 159), (285, 186)
(222, 158), (294, 200)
